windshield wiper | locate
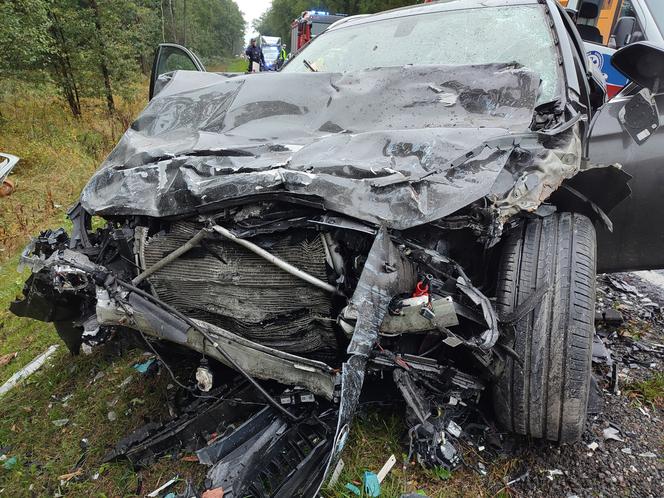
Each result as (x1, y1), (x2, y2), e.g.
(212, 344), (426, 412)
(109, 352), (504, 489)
(303, 59), (317, 72)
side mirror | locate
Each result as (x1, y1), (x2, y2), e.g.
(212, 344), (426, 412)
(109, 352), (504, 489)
(611, 42), (664, 145)
(612, 41), (664, 93)
(612, 17), (637, 49)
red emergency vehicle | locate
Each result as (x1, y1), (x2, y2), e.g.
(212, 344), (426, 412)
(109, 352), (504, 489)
(290, 11), (347, 53)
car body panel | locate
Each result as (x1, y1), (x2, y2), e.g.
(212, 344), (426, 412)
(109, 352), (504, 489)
(0, 153), (19, 184)
(592, 89), (664, 272)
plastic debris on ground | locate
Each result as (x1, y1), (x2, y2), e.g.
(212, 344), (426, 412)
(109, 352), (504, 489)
(546, 469), (564, 480)
(602, 427), (624, 442)
(607, 276), (639, 295)
(0, 345), (59, 397)
(52, 418), (69, 427)
(133, 358), (156, 374)
(345, 482), (362, 495)
(146, 475), (179, 497)
(328, 458), (345, 487)
(2, 456), (17, 470)
(364, 470), (381, 497)
(377, 454), (396, 482)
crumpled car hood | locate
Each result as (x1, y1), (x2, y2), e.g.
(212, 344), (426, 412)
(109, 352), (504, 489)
(81, 63), (540, 229)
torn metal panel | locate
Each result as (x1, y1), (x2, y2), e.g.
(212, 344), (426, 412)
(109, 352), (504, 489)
(81, 64), (541, 229)
(489, 126), (584, 224)
(318, 227), (416, 490)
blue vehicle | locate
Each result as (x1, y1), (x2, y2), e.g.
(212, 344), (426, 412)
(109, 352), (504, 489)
(261, 44), (280, 71)
(259, 35), (282, 71)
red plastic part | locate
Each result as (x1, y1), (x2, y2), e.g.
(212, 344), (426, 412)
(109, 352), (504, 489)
(412, 281), (429, 297)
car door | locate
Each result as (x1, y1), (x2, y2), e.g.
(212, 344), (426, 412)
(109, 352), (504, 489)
(149, 43), (206, 100)
(590, 86), (664, 273)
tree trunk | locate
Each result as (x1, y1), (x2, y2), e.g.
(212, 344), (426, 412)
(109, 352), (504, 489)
(160, 0), (166, 42)
(168, 0), (178, 43)
(48, 10), (81, 117)
(89, 0), (115, 113)
(183, 0), (187, 46)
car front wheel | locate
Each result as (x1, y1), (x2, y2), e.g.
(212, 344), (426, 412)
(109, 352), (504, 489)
(493, 212), (595, 442)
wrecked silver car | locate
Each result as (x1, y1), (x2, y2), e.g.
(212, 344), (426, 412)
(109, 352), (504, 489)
(10, 0), (664, 495)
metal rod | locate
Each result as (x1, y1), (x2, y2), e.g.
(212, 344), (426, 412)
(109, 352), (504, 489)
(210, 224), (339, 295)
(115, 279), (299, 422)
(132, 227), (209, 285)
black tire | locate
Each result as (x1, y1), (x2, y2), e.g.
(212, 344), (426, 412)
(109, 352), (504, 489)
(493, 212), (595, 443)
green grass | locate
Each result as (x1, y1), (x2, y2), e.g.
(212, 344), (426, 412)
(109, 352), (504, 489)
(625, 372), (664, 408)
(206, 56), (248, 73)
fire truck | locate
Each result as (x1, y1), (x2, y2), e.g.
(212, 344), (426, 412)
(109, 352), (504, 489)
(290, 10), (347, 53)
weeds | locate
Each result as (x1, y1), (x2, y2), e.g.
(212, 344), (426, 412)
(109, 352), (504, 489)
(625, 372), (664, 408)
(0, 78), (146, 260)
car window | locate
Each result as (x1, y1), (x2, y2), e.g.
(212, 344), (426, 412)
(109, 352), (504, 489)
(283, 5), (561, 103)
(610, 0), (645, 43)
(157, 46), (199, 74)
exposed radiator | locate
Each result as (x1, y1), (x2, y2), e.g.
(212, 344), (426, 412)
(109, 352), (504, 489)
(142, 222), (337, 362)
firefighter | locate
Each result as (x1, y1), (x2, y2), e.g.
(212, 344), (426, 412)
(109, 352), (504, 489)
(245, 38), (264, 73)
(277, 44), (288, 69)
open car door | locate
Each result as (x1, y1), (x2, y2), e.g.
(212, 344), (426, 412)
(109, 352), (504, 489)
(149, 43), (206, 100)
(589, 42), (664, 272)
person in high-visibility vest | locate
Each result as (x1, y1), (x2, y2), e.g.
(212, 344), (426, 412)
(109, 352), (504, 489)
(277, 44), (288, 69)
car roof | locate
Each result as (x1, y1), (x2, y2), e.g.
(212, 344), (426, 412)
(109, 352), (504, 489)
(327, 0), (541, 32)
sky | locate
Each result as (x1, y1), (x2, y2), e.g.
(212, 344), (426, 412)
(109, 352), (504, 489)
(236, 0), (273, 43)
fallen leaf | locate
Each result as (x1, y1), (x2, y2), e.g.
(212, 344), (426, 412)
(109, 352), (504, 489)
(58, 469), (82, 481)
(0, 352), (17, 367)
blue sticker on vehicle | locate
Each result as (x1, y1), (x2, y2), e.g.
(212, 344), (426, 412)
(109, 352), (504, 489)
(586, 45), (628, 96)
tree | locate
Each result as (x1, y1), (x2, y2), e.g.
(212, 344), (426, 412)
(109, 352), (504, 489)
(0, 0), (246, 117)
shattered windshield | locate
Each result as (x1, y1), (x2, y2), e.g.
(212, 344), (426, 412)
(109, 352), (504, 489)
(283, 5), (560, 103)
